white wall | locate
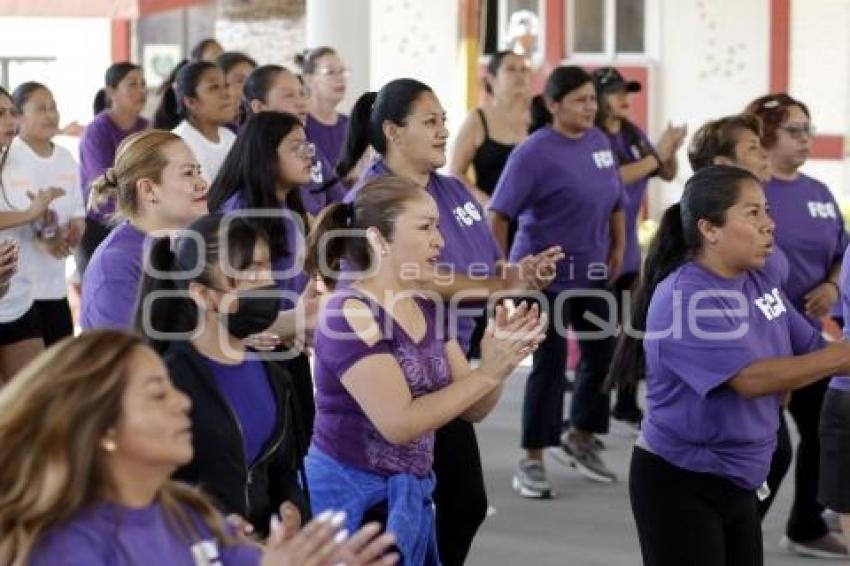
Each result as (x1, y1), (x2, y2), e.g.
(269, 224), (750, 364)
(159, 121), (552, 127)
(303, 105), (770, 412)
(651, 0), (771, 215)
(0, 17), (112, 128)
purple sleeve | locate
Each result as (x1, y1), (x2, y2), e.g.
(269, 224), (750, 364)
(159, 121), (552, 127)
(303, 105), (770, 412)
(81, 251), (141, 330)
(786, 299), (825, 355)
(78, 120), (115, 193)
(488, 148), (535, 220)
(317, 297), (393, 378)
(657, 289), (758, 398)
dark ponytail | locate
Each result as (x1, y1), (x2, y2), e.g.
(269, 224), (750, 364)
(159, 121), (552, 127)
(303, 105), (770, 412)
(333, 78), (433, 183)
(306, 175), (422, 288)
(607, 165), (758, 387)
(135, 214), (268, 353)
(333, 90), (377, 181)
(529, 65), (592, 133)
(94, 62), (142, 115)
(153, 61), (215, 130)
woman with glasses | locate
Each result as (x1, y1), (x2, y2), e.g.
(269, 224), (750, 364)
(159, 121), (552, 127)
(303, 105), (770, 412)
(207, 111), (325, 444)
(746, 93), (849, 559)
(297, 47), (350, 167)
(239, 64), (347, 219)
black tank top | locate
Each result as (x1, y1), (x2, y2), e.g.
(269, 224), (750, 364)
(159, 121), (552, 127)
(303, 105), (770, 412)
(471, 108), (517, 195)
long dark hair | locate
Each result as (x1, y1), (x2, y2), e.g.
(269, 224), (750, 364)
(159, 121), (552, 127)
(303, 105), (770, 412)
(207, 111), (306, 260)
(305, 175), (422, 288)
(135, 214), (268, 353)
(153, 61), (216, 130)
(93, 62), (142, 115)
(607, 166), (759, 386)
(333, 78), (433, 182)
(237, 64), (290, 126)
(529, 66), (592, 132)
(594, 89), (650, 166)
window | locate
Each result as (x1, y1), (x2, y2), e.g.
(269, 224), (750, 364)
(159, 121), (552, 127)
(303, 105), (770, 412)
(570, 0), (647, 57)
(481, 0), (545, 65)
(0, 58), (57, 91)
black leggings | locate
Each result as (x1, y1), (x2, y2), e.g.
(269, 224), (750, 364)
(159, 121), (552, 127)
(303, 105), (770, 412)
(630, 447), (763, 566)
(757, 407), (792, 520)
(32, 298), (73, 346)
(74, 217), (112, 279)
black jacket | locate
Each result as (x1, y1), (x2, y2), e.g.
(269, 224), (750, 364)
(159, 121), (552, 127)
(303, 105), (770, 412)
(164, 341), (309, 533)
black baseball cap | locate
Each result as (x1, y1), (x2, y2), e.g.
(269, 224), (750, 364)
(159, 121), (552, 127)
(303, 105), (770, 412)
(591, 66), (641, 94)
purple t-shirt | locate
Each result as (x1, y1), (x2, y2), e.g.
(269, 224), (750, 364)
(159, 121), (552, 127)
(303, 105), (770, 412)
(299, 149), (348, 217)
(81, 221), (147, 330)
(350, 159), (503, 351)
(312, 288), (452, 477)
(203, 357), (277, 464)
(30, 500), (260, 566)
(643, 261), (823, 490)
(490, 126), (626, 291)
(306, 113), (349, 168)
(831, 244), (850, 391)
(79, 112), (148, 223)
(219, 192), (309, 310)
(764, 173), (849, 312)
(607, 128), (652, 275)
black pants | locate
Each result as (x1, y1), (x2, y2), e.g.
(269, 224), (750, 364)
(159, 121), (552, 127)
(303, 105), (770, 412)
(758, 408), (792, 520)
(74, 217), (112, 279)
(523, 290), (614, 447)
(32, 298), (73, 346)
(609, 272), (640, 415)
(433, 417), (488, 565)
(786, 378), (829, 541)
(630, 447), (763, 566)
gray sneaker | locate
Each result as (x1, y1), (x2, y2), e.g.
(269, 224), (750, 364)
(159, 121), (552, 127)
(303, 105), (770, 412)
(780, 534), (848, 559)
(560, 433), (618, 483)
(512, 458), (552, 499)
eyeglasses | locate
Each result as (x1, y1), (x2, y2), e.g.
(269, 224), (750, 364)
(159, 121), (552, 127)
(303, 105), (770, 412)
(779, 123), (815, 139)
(292, 140), (316, 159)
(315, 67), (350, 78)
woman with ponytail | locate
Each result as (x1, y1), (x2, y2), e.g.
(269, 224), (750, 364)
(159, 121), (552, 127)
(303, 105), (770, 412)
(135, 214), (311, 535)
(613, 166), (850, 566)
(296, 46), (350, 166)
(489, 66), (625, 495)
(207, 110), (323, 442)
(304, 176), (545, 565)
(336, 78), (562, 565)
(154, 61), (235, 184)
(77, 62), (149, 277)
(81, 130), (208, 330)
(238, 64), (346, 218)
(687, 113), (794, 522)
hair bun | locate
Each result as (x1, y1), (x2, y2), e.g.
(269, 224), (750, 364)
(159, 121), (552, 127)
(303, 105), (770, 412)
(103, 167), (119, 188)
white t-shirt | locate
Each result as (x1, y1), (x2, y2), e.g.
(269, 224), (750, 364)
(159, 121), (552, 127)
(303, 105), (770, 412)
(171, 121), (235, 185)
(0, 137), (85, 305)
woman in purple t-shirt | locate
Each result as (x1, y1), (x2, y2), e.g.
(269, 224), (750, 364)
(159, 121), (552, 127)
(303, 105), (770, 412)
(239, 64), (347, 218)
(688, 113), (794, 522)
(77, 62), (149, 277)
(330, 77), (561, 564)
(2, 330), (396, 566)
(303, 175), (545, 565)
(297, 46), (351, 167)
(81, 130), (209, 330)
(610, 166), (850, 566)
(746, 93), (849, 558)
(489, 66), (626, 494)
(591, 66), (685, 427)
